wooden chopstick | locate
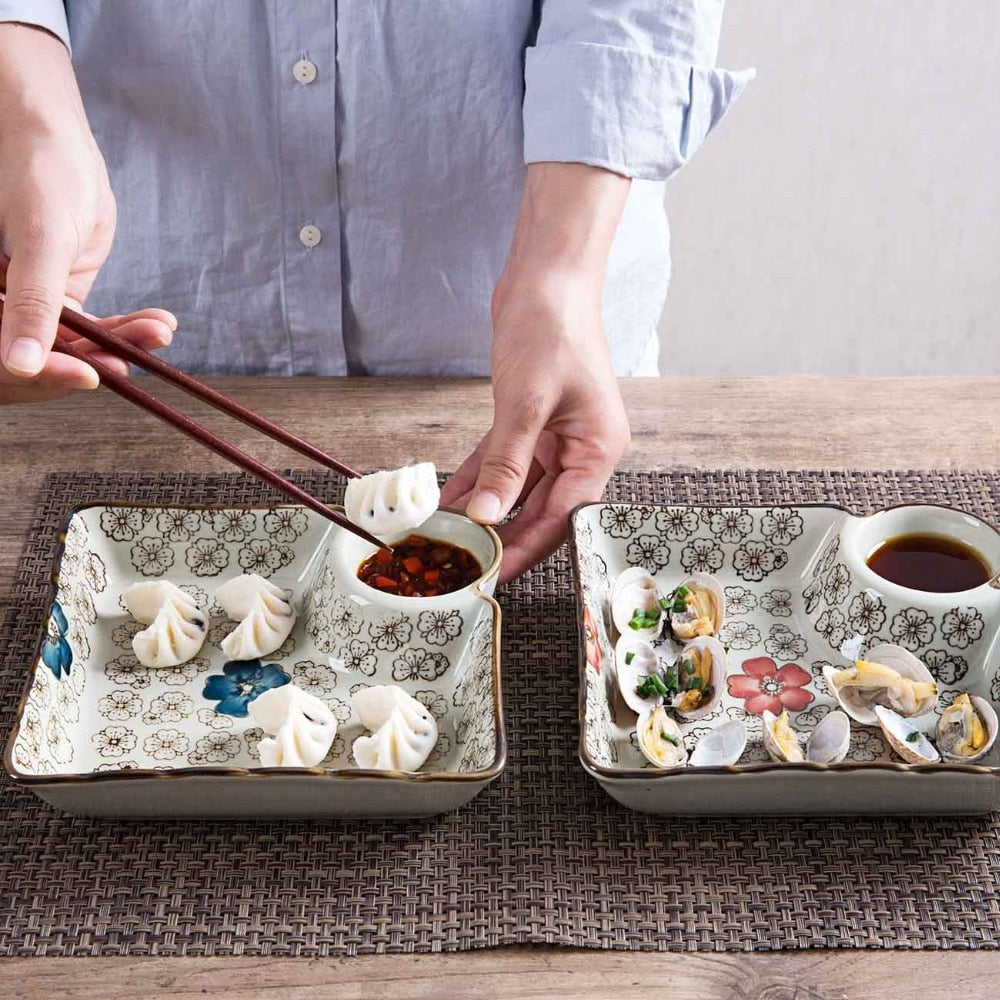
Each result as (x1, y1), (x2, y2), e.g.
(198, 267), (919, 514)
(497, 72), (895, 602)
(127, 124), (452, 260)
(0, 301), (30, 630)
(0, 277), (360, 479)
(0, 298), (387, 550)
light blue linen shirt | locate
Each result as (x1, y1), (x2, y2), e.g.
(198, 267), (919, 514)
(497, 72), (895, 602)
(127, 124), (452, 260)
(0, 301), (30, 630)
(0, 1), (751, 376)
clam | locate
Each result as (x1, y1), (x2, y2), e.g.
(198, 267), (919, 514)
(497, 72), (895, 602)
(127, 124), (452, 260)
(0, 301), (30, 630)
(670, 636), (725, 721)
(636, 705), (688, 768)
(611, 567), (664, 640)
(668, 573), (725, 640)
(875, 705), (940, 764)
(822, 643), (937, 725)
(804, 710), (851, 764)
(614, 637), (664, 716)
(690, 719), (748, 767)
(762, 709), (805, 762)
(936, 693), (998, 763)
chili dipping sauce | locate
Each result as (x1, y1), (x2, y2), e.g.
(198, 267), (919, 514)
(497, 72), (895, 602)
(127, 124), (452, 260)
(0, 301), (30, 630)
(358, 534), (483, 597)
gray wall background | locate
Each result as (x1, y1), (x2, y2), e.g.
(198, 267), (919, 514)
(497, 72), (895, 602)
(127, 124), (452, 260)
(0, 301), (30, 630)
(659, 0), (1000, 375)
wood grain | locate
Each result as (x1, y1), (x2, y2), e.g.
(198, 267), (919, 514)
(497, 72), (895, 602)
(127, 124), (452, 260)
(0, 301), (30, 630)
(4, 949), (1000, 999)
(3, 374), (1000, 995)
(2, 375), (998, 600)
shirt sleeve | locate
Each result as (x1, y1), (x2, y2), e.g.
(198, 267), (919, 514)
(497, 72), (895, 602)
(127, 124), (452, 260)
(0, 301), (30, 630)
(0, 1), (70, 51)
(523, 0), (754, 181)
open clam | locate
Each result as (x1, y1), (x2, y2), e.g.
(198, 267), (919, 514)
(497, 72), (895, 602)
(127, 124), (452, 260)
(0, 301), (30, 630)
(636, 705), (688, 768)
(762, 709), (805, 762)
(670, 636), (725, 721)
(822, 643), (937, 725)
(690, 719), (748, 767)
(936, 694), (998, 763)
(668, 573), (725, 640)
(611, 567), (664, 640)
(875, 705), (940, 764)
(804, 710), (851, 764)
(614, 637), (664, 716)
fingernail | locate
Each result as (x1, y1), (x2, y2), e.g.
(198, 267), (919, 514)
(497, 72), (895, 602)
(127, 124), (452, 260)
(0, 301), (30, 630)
(467, 492), (502, 524)
(5, 338), (44, 376)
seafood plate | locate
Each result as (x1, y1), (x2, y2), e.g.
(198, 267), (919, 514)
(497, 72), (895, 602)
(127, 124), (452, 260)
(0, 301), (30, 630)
(572, 501), (1000, 815)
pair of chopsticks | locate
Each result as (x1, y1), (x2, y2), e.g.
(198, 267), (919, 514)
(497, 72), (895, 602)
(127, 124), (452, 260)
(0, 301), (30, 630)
(0, 288), (387, 550)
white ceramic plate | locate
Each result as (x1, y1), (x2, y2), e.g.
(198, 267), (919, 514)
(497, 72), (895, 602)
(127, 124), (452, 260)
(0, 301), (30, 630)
(571, 501), (1000, 814)
(5, 504), (505, 818)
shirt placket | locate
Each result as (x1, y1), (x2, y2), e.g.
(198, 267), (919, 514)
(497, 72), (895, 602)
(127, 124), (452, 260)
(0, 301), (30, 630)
(273, 2), (346, 374)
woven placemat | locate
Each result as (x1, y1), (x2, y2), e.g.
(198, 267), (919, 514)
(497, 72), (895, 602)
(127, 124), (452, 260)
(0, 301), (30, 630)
(2, 468), (1000, 956)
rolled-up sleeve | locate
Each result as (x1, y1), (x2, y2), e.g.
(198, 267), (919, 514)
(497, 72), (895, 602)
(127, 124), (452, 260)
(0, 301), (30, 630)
(0, 0), (70, 51)
(523, 0), (753, 180)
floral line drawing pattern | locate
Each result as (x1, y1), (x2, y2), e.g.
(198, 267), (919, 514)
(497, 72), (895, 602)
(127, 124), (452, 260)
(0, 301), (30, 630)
(625, 534), (671, 573)
(941, 606), (984, 650)
(417, 610), (463, 646)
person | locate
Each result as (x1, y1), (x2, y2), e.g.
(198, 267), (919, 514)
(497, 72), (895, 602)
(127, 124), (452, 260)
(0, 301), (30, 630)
(0, 2), (750, 580)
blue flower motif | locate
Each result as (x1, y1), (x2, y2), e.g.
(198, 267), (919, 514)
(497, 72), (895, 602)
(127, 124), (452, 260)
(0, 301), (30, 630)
(202, 659), (290, 717)
(42, 601), (73, 680)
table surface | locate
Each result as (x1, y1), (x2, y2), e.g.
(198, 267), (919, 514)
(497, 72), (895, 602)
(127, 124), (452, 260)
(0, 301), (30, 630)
(3, 375), (1000, 998)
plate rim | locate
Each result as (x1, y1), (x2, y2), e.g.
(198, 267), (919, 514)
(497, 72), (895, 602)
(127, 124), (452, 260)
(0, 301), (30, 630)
(3, 501), (508, 788)
(569, 498), (1000, 782)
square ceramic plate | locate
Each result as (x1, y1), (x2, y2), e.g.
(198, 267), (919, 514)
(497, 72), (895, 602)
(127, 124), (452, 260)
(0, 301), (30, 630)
(4, 504), (505, 818)
(571, 501), (1000, 814)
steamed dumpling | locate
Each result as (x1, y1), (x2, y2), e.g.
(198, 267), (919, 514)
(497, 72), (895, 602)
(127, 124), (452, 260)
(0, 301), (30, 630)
(343, 462), (439, 536)
(351, 685), (438, 771)
(215, 574), (296, 661)
(122, 581), (207, 668)
(248, 683), (337, 767)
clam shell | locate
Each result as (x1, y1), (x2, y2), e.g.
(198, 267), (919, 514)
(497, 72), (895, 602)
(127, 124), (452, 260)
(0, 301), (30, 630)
(636, 705), (688, 768)
(669, 572), (725, 640)
(875, 705), (940, 764)
(611, 567), (664, 640)
(614, 637), (663, 716)
(762, 709), (805, 763)
(671, 636), (726, 721)
(823, 643), (936, 725)
(805, 710), (851, 764)
(936, 694), (998, 763)
(690, 719), (747, 767)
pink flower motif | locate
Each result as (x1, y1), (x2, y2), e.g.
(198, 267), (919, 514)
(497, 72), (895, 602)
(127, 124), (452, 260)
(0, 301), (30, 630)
(726, 656), (814, 716)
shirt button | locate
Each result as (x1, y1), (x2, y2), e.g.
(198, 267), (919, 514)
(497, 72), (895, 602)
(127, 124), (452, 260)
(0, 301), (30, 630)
(292, 58), (317, 85)
(298, 224), (322, 248)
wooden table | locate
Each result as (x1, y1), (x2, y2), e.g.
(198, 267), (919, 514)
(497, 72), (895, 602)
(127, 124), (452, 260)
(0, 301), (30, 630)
(3, 375), (1000, 999)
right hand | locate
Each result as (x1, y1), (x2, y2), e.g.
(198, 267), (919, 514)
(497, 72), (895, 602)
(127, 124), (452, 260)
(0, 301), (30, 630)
(0, 23), (175, 404)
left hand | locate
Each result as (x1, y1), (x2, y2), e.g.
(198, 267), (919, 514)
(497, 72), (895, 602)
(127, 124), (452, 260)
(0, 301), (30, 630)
(439, 266), (630, 582)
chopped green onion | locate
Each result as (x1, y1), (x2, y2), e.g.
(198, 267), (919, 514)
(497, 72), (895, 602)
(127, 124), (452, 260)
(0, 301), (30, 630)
(636, 674), (669, 699)
(658, 597), (671, 611)
(624, 651), (635, 665)
(905, 731), (920, 744)
(681, 657), (694, 676)
(685, 675), (704, 692)
(661, 732), (680, 747)
(674, 585), (690, 600)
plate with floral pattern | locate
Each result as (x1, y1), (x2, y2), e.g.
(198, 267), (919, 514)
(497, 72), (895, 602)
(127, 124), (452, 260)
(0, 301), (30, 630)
(4, 503), (504, 818)
(572, 501), (1000, 815)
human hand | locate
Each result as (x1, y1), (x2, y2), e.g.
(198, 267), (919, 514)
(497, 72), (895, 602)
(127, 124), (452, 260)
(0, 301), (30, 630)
(441, 163), (632, 581)
(0, 23), (173, 402)
(440, 269), (630, 582)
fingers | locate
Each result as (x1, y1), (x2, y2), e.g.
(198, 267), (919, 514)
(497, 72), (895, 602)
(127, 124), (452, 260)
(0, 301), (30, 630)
(0, 351), (100, 403)
(439, 434), (489, 507)
(69, 314), (175, 355)
(497, 464), (612, 583)
(465, 393), (552, 525)
(0, 226), (76, 377)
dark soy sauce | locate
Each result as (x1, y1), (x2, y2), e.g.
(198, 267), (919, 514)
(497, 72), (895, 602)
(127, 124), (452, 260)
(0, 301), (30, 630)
(866, 534), (991, 593)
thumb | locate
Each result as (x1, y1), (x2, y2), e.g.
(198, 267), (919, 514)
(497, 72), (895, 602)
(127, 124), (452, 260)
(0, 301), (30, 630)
(466, 395), (550, 524)
(1, 225), (75, 378)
